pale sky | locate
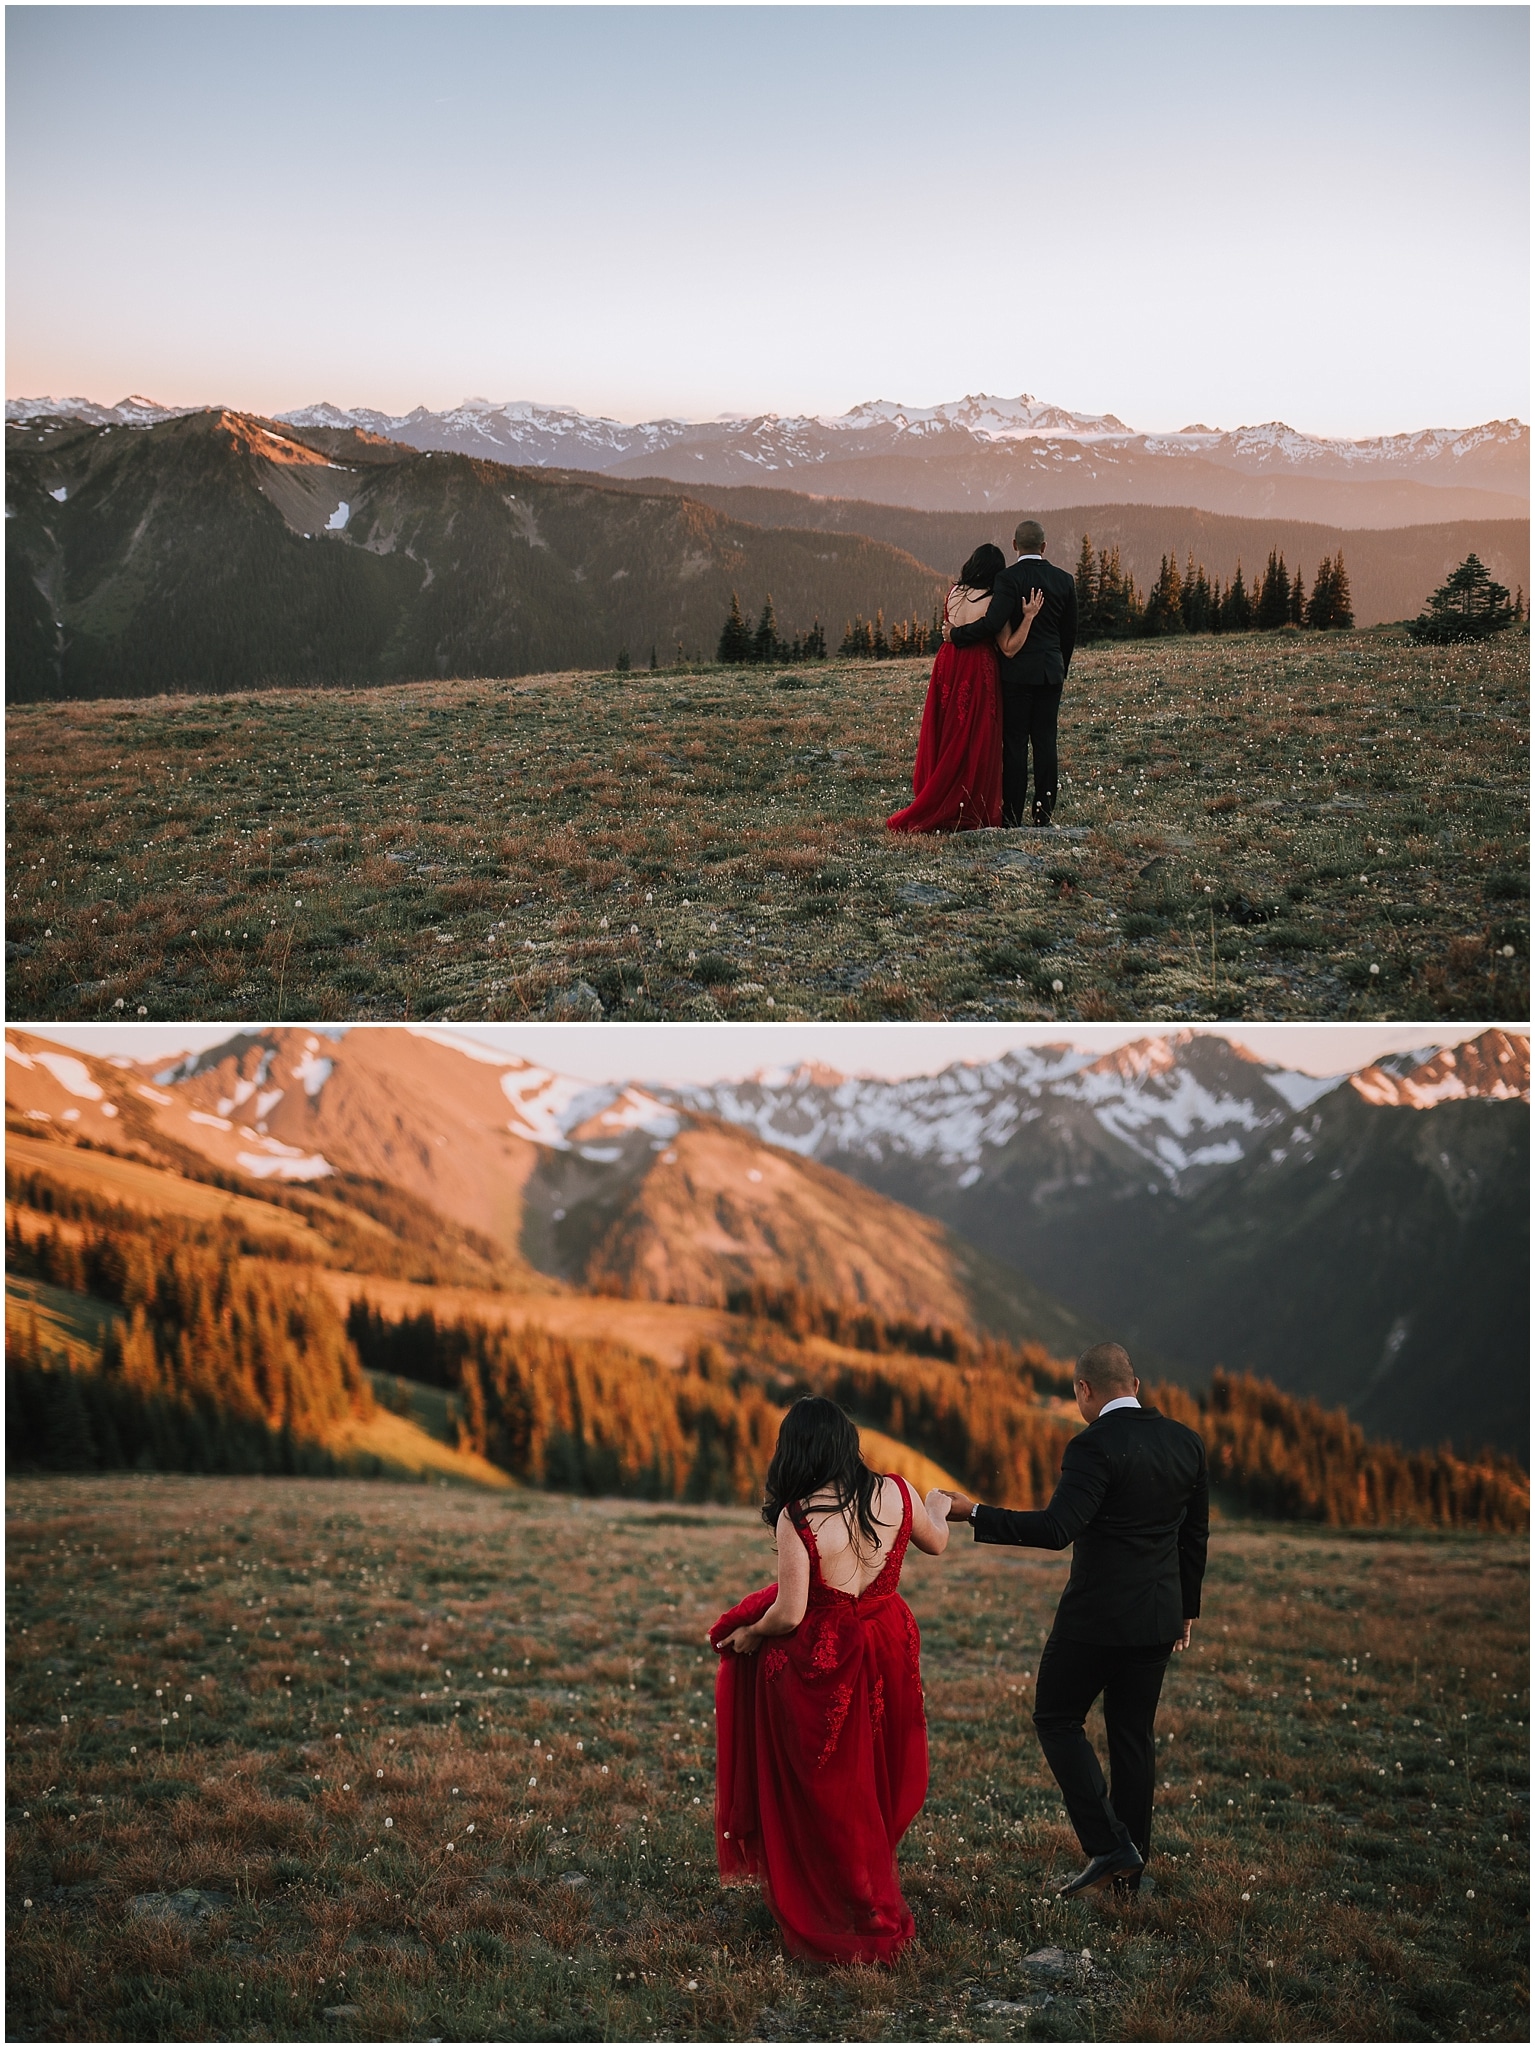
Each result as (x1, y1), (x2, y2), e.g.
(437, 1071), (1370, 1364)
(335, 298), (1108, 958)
(7, 6), (1528, 435)
(24, 1023), (1506, 1085)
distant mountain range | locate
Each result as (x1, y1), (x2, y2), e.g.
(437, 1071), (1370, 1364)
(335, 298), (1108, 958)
(8, 389), (1528, 526)
(5, 1025), (1526, 1458)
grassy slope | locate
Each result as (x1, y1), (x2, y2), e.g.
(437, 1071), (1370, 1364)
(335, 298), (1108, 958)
(7, 628), (1524, 1025)
(5, 1476), (1526, 2042)
(5, 1134), (324, 1247)
(6, 1274), (122, 1370)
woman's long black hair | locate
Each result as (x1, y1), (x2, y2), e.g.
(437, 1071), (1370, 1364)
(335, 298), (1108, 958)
(957, 542), (1006, 593)
(762, 1395), (882, 1549)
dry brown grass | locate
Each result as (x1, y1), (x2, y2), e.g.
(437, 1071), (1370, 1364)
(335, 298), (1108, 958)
(5, 628), (1526, 1023)
(5, 1475), (1528, 2041)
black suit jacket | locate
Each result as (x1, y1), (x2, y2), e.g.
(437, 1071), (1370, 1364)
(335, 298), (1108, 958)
(974, 1404), (1208, 1645)
(949, 554), (1078, 690)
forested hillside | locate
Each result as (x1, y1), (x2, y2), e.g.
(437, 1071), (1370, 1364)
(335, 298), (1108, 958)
(5, 410), (944, 700)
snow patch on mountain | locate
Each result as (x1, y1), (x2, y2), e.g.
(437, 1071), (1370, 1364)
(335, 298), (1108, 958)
(291, 1044), (334, 1096)
(236, 1146), (334, 1181)
(495, 1066), (677, 1150)
(33, 1053), (104, 1101)
(1263, 1069), (1346, 1110)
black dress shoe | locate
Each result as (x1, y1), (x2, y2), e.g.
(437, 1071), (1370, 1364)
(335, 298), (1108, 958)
(1056, 1842), (1144, 1899)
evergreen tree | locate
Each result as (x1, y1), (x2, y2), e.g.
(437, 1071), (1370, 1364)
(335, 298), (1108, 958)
(1074, 534), (1097, 635)
(1329, 550), (1354, 629)
(872, 609), (889, 659)
(1222, 562), (1253, 632)
(1407, 553), (1517, 643)
(1092, 546), (1136, 639)
(1305, 556), (1335, 630)
(1208, 576), (1224, 634)
(1141, 554), (1186, 635)
(1288, 565), (1306, 625)
(1256, 548), (1291, 629)
(1179, 552), (1207, 633)
(751, 597), (780, 665)
(716, 592), (752, 664)
(615, 647), (631, 673)
(804, 617), (827, 660)
(1514, 585), (1526, 624)
(648, 645), (658, 670)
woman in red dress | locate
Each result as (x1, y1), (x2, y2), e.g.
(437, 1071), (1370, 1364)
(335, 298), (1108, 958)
(710, 1397), (952, 1964)
(887, 543), (1044, 833)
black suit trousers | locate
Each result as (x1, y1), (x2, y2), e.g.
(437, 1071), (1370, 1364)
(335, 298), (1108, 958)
(1002, 685), (1063, 824)
(1032, 1633), (1175, 1861)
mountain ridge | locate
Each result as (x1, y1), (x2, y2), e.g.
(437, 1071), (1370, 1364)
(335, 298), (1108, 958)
(659, 1030), (1528, 1456)
(10, 388), (1527, 526)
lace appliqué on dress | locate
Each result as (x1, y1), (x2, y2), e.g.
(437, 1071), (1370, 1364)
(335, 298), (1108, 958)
(869, 1671), (886, 1735)
(817, 1680), (855, 1769)
(811, 1617), (842, 1673)
(763, 1645), (789, 1682)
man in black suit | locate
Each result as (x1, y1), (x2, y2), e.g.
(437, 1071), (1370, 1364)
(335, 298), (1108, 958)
(946, 517), (1078, 826)
(941, 1342), (1208, 1898)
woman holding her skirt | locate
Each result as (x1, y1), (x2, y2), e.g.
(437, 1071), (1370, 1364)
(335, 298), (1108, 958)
(710, 1398), (952, 1965)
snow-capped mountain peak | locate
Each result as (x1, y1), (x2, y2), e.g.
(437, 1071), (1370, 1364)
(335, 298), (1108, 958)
(1351, 1030), (1530, 1108)
(659, 1031), (1524, 1195)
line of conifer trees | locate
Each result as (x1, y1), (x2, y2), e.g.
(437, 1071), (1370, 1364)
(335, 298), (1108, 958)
(725, 1280), (1074, 1391)
(1077, 539), (1355, 641)
(1151, 1370), (1527, 1531)
(716, 593), (828, 665)
(346, 1300), (780, 1504)
(715, 543), (1364, 663)
(837, 610), (945, 659)
(345, 1294), (1525, 1530)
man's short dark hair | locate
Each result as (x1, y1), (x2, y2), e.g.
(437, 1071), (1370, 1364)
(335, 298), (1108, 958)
(1014, 519), (1046, 553)
(1077, 1342), (1135, 1394)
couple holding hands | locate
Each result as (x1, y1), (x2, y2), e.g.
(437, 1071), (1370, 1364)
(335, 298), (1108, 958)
(708, 1345), (1208, 1965)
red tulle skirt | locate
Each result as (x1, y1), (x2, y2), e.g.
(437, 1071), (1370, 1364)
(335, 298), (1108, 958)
(886, 641), (1002, 833)
(710, 1582), (928, 1965)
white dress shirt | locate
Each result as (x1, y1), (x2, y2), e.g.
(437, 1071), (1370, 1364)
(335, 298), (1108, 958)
(1098, 1395), (1142, 1417)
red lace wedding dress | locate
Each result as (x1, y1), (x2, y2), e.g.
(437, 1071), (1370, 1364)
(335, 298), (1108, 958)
(886, 586), (1002, 834)
(710, 1476), (928, 1964)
